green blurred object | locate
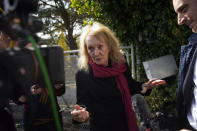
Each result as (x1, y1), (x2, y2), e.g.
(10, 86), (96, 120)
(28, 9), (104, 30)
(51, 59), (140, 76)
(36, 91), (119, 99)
(27, 35), (62, 131)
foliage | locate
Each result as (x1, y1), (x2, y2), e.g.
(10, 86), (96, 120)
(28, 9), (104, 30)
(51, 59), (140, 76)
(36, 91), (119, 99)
(70, 0), (107, 25)
(145, 76), (178, 114)
(57, 32), (70, 51)
(70, 0), (191, 58)
(58, 32), (71, 61)
(37, 0), (85, 49)
(70, 0), (101, 18)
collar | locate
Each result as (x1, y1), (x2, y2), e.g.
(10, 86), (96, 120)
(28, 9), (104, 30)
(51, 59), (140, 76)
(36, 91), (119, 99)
(188, 33), (197, 46)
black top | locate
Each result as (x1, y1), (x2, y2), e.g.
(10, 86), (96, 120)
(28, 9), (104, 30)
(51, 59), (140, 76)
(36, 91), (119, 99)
(0, 50), (24, 131)
(75, 63), (150, 131)
(0, 50), (24, 109)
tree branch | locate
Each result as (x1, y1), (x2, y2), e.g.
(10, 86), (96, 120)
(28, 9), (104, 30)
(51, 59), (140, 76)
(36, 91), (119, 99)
(40, 0), (56, 8)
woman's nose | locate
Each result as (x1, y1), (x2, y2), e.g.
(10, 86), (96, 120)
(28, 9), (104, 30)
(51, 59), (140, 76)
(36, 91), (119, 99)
(94, 48), (99, 56)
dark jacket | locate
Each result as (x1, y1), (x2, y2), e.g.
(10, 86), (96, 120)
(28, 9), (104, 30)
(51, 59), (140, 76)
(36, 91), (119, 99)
(177, 33), (197, 129)
(0, 49), (24, 131)
(23, 85), (65, 131)
(75, 63), (151, 131)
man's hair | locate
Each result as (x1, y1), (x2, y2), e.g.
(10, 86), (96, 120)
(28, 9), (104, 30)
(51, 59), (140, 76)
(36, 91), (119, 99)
(78, 22), (125, 70)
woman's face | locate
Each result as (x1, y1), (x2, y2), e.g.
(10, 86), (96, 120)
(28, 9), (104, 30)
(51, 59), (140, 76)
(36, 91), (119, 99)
(86, 35), (110, 66)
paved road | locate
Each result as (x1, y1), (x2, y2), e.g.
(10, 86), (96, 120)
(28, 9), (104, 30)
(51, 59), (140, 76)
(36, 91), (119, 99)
(11, 84), (89, 131)
(11, 103), (90, 131)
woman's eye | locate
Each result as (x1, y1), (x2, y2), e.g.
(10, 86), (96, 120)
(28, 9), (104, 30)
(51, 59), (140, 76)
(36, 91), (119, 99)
(88, 47), (94, 52)
(98, 45), (102, 49)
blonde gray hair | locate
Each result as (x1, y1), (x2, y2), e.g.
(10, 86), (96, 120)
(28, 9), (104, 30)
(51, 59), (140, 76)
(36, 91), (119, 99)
(78, 22), (125, 71)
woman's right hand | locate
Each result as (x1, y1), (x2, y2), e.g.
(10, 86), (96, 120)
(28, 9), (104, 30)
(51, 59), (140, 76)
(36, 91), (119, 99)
(71, 104), (90, 122)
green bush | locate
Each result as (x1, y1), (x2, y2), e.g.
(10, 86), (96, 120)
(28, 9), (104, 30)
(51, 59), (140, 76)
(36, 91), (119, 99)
(145, 76), (178, 114)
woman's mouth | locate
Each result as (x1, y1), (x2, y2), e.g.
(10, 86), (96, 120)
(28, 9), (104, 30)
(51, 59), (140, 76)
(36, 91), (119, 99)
(94, 58), (101, 61)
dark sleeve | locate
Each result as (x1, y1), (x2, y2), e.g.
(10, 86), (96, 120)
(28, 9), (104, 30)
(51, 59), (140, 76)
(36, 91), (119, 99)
(1, 53), (25, 105)
(72, 70), (92, 124)
(124, 63), (151, 96)
(75, 71), (92, 112)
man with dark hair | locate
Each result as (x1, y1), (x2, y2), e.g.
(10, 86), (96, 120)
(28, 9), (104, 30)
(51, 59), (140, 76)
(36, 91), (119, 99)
(173, 0), (197, 130)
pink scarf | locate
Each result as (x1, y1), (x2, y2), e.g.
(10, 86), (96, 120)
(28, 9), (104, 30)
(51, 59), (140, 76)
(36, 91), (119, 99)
(89, 58), (138, 131)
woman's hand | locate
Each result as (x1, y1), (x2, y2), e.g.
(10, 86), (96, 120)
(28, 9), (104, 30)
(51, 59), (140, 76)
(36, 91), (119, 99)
(71, 104), (90, 123)
(141, 78), (166, 94)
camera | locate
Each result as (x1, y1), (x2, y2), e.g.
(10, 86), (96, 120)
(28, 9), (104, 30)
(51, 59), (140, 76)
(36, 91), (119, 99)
(0, 0), (65, 107)
(0, 0), (42, 40)
(0, 1), (66, 131)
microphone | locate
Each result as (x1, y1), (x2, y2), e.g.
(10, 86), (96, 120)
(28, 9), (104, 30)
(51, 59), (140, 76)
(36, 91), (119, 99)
(131, 94), (160, 131)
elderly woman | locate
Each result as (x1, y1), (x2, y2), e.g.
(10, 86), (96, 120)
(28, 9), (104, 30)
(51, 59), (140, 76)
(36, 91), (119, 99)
(71, 22), (165, 131)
